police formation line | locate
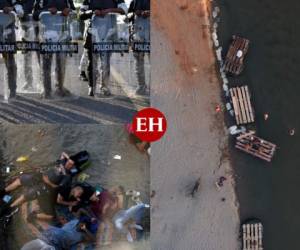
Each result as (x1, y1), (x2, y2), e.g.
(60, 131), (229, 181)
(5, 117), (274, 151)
(0, 0), (150, 98)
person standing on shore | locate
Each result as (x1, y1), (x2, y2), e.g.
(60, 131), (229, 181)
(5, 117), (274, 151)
(129, 0), (150, 95)
(79, 0), (128, 97)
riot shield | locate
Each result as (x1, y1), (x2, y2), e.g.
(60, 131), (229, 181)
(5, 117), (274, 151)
(128, 16), (150, 96)
(15, 14), (41, 94)
(0, 11), (17, 101)
(91, 13), (132, 96)
(39, 11), (78, 49)
(132, 16), (150, 52)
(38, 11), (79, 98)
(91, 13), (129, 52)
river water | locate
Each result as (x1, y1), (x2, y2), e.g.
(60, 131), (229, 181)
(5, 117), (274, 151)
(216, 0), (300, 249)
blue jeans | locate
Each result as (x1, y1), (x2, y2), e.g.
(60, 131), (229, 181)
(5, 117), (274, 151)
(114, 203), (146, 232)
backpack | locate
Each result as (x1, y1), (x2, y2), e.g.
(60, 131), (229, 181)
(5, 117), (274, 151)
(70, 150), (91, 173)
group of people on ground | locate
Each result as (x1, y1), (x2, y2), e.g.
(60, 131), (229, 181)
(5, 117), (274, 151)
(0, 0), (150, 98)
(0, 150), (149, 249)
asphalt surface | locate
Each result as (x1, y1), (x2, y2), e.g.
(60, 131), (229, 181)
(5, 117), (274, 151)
(0, 46), (150, 124)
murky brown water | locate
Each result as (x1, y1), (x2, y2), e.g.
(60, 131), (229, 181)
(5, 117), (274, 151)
(216, 1), (300, 249)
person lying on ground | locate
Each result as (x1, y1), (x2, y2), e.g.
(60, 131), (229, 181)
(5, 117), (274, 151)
(21, 216), (97, 250)
(90, 186), (125, 246)
(90, 186), (124, 220)
(72, 208), (99, 250)
(126, 124), (150, 153)
(56, 182), (99, 223)
(56, 185), (84, 222)
(59, 187), (119, 245)
(25, 157), (92, 223)
(0, 168), (71, 219)
(26, 187), (58, 223)
(0, 151), (90, 218)
(113, 203), (149, 242)
(57, 151), (90, 177)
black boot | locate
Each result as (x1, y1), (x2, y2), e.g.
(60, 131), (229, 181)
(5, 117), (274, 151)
(54, 87), (71, 97)
(100, 86), (111, 97)
(9, 89), (16, 99)
(43, 91), (52, 99)
(135, 85), (147, 95)
(22, 82), (34, 91)
(79, 71), (88, 81)
(88, 87), (94, 97)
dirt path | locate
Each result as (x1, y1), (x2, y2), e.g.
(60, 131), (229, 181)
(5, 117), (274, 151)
(151, 1), (240, 249)
(0, 49), (149, 124)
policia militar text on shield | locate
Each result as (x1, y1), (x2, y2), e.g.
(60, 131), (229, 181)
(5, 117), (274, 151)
(0, 0), (23, 98)
(80, 0), (128, 97)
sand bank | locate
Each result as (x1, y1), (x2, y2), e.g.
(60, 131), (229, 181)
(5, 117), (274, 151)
(151, 1), (240, 249)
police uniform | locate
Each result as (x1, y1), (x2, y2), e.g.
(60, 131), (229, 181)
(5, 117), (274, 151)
(129, 0), (150, 95)
(80, 0), (127, 96)
(19, 0), (40, 90)
(33, 0), (75, 98)
(78, 18), (89, 81)
(0, 0), (18, 98)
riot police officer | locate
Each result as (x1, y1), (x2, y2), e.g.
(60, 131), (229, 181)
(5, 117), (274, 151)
(129, 0), (150, 96)
(0, 0), (22, 98)
(33, 0), (75, 98)
(78, 18), (89, 82)
(19, 0), (39, 91)
(80, 0), (128, 97)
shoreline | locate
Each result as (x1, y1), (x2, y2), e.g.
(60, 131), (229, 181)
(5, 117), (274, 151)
(215, 0), (300, 249)
(209, 0), (243, 223)
(151, 1), (240, 249)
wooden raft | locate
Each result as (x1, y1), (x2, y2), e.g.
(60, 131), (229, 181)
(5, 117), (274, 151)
(224, 35), (250, 75)
(230, 86), (254, 125)
(242, 221), (263, 250)
(236, 131), (276, 162)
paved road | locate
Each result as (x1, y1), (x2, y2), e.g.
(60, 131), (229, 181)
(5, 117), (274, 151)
(0, 45), (150, 124)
